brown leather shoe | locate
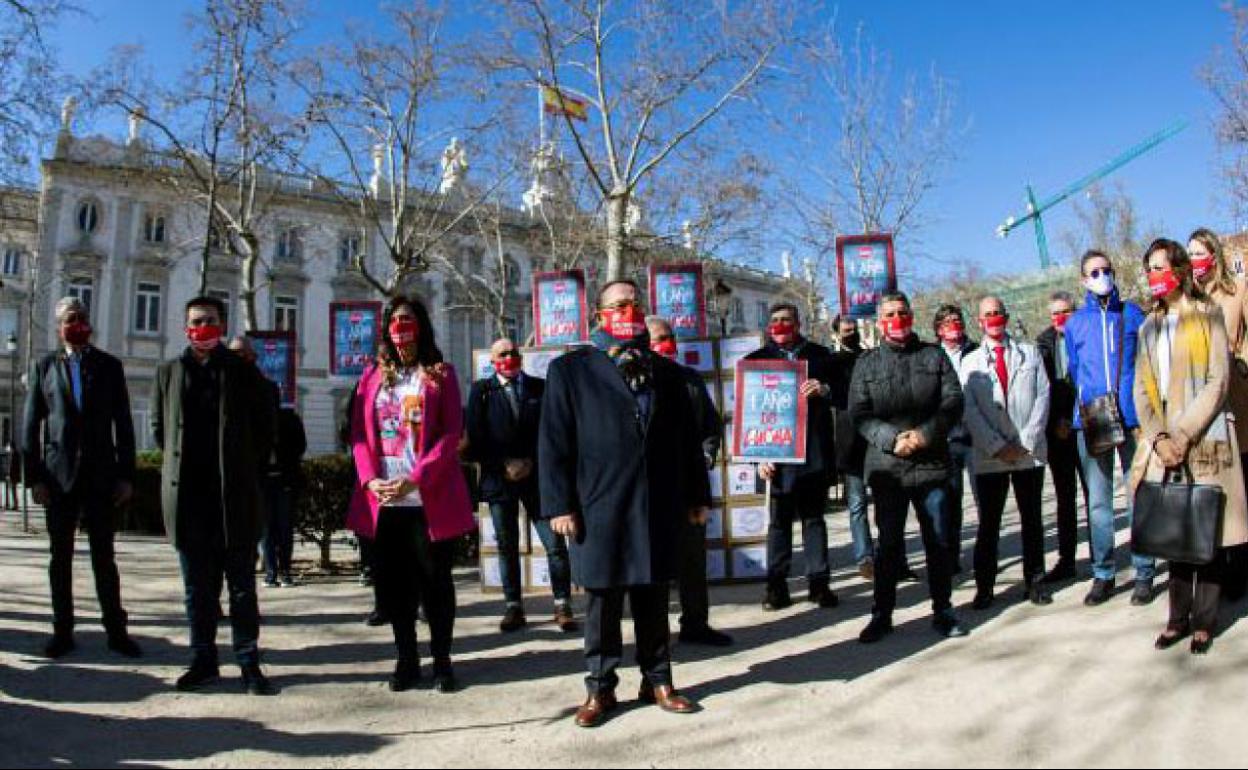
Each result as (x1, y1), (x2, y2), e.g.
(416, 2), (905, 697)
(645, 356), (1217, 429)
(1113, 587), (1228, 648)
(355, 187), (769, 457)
(575, 691), (618, 728)
(639, 683), (699, 714)
(554, 604), (579, 633)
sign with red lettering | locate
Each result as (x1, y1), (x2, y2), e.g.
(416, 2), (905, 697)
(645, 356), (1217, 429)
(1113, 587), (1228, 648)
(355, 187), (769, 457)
(648, 262), (707, 339)
(532, 270), (589, 346)
(836, 233), (897, 321)
(731, 359), (808, 464)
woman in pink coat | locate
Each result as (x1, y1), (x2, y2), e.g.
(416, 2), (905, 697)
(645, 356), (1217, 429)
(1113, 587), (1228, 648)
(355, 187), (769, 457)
(347, 295), (475, 693)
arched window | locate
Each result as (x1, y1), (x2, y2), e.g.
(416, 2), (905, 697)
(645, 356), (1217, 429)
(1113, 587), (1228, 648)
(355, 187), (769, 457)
(276, 227), (301, 262)
(143, 213), (166, 244)
(2, 247), (20, 277)
(76, 201), (99, 234)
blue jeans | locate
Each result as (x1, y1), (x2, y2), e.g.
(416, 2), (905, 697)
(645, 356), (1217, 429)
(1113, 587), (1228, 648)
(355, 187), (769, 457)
(489, 497), (572, 606)
(947, 442), (977, 566)
(845, 473), (874, 565)
(1077, 430), (1155, 582)
(178, 546), (260, 668)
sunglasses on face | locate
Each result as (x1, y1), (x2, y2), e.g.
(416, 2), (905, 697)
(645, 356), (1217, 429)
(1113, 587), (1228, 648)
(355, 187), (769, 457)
(1086, 268), (1114, 279)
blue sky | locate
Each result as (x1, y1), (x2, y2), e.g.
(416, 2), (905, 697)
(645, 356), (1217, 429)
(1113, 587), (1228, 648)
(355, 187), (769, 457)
(47, 1), (1235, 288)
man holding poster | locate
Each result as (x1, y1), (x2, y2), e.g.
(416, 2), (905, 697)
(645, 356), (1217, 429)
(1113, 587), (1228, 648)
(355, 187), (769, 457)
(744, 304), (843, 612)
(850, 292), (968, 644)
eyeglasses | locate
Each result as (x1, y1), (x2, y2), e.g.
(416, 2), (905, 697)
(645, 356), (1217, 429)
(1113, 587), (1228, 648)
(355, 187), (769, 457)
(601, 299), (641, 312)
(1087, 268), (1114, 279)
(496, 349), (520, 359)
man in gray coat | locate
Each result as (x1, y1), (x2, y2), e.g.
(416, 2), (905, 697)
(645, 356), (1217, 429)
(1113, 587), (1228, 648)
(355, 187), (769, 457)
(151, 296), (276, 695)
(959, 296), (1053, 608)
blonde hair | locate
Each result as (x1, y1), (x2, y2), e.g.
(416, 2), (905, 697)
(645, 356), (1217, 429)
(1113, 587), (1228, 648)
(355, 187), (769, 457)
(1190, 227), (1238, 298)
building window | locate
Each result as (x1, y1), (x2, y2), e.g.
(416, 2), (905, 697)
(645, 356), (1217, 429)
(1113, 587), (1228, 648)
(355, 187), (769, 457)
(143, 213), (166, 244)
(274, 294), (298, 333)
(338, 234), (361, 270)
(207, 289), (231, 334)
(67, 277), (94, 315)
(730, 298), (746, 326)
(134, 282), (161, 333)
(76, 201), (99, 234)
(756, 301), (770, 330)
(276, 228), (301, 262)
(2, 248), (20, 277)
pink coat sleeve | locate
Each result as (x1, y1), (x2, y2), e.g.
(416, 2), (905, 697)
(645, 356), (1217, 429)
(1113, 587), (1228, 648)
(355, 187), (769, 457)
(411, 365), (464, 489)
(351, 368), (381, 489)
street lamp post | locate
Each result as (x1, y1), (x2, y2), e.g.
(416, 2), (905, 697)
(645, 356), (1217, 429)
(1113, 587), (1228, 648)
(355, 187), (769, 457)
(5, 332), (19, 530)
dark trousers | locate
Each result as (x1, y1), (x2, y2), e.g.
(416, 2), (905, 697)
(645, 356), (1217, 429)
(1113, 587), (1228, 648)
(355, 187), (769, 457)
(489, 493), (572, 606)
(973, 468), (1047, 594)
(584, 584), (671, 695)
(947, 442), (975, 567)
(178, 545), (260, 668)
(360, 536), (382, 611)
(1224, 456), (1248, 599)
(375, 506), (456, 664)
(1048, 433), (1088, 566)
(767, 479), (830, 592)
(1170, 555), (1224, 633)
(46, 487), (127, 636)
(678, 519), (709, 631)
(871, 480), (952, 617)
(261, 476), (293, 581)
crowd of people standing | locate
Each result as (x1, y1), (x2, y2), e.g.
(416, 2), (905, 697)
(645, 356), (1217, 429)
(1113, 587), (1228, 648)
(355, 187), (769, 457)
(14, 228), (1248, 728)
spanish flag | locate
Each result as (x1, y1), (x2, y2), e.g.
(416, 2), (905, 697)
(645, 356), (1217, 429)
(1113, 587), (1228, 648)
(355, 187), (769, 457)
(542, 84), (590, 122)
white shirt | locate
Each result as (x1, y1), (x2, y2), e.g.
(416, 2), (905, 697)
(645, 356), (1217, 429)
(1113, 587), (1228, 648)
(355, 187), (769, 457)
(1157, 312), (1180, 407)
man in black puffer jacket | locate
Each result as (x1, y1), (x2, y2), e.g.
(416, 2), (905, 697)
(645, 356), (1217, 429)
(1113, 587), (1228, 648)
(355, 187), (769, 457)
(850, 292), (968, 644)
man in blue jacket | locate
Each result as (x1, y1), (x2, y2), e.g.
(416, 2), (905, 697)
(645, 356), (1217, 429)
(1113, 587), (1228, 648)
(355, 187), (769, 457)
(1064, 250), (1154, 606)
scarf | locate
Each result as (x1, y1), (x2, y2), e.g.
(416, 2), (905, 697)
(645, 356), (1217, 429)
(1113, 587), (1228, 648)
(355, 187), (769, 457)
(591, 327), (654, 393)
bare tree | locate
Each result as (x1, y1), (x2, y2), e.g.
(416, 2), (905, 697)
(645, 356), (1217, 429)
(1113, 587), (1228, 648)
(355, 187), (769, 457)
(98, 0), (304, 330)
(0, 0), (73, 183)
(293, 4), (506, 297)
(1205, 3), (1248, 226)
(1059, 182), (1159, 301)
(494, 0), (797, 281)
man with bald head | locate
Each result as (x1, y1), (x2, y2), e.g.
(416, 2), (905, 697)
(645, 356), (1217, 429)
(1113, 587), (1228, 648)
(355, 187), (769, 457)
(958, 296), (1053, 609)
(466, 339), (575, 633)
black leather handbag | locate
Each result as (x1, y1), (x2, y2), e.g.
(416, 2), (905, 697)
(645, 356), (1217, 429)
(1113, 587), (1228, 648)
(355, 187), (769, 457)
(1079, 318), (1127, 457)
(1132, 467), (1224, 565)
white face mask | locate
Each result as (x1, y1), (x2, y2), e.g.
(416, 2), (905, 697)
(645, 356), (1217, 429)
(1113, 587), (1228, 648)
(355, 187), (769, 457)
(1086, 274), (1115, 297)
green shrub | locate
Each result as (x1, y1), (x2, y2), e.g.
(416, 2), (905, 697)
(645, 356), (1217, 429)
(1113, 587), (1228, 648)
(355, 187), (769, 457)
(121, 450), (165, 535)
(297, 453), (355, 568)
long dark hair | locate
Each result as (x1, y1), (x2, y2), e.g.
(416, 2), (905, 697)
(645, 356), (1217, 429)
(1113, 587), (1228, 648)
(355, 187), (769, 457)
(378, 294), (443, 384)
(1143, 238), (1204, 314)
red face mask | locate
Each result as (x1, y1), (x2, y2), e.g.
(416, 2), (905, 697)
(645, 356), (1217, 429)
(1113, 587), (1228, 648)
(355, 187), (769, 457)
(981, 315), (1008, 341)
(938, 321), (965, 345)
(768, 320), (798, 346)
(494, 357), (522, 379)
(651, 338), (678, 359)
(1052, 312), (1072, 332)
(600, 304), (646, 341)
(63, 321), (92, 346)
(1192, 255), (1216, 280)
(186, 324), (223, 352)
(389, 318), (419, 347)
(881, 315), (914, 343)
(1148, 269), (1181, 299)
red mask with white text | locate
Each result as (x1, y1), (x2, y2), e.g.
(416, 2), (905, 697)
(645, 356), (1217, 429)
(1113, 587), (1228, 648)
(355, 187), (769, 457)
(938, 321), (965, 345)
(881, 315), (914, 344)
(768, 320), (798, 347)
(186, 325), (223, 353)
(389, 318), (419, 347)
(1192, 256), (1216, 280)
(494, 357), (522, 379)
(1148, 270), (1181, 300)
(651, 338), (678, 359)
(981, 315), (1009, 341)
(601, 305), (647, 341)
(63, 321), (92, 347)
(1052, 312), (1072, 332)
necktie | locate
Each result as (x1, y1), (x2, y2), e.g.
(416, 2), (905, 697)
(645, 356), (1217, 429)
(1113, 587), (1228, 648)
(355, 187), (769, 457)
(503, 379), (520, 420)
(994, 345), (1009, 399)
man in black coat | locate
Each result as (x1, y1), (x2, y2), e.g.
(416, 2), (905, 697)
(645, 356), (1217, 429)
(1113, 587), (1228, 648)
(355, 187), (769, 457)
(831, 316), (875, 578)
(647, 316), (732, 648)
(1035, 291), (1087, 583)
(540, 280), (711, 729)
(152, 296), (276, 695)
(850, 292), (968, 644)
(22, 296), (141, 659)
(466, 338), (575, 634)
(745, 303), (842, 611)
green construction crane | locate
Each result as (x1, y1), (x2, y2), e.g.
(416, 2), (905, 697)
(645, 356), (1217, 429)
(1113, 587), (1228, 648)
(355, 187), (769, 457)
(996, 119), (1188, 269)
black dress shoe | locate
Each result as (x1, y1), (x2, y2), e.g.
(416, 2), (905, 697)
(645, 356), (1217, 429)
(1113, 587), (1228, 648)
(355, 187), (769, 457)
(176, 663), (220, 692)
(1154, 625), (1190, 650)
(241, 665), (278, 696)
(1130, 579), (1156, 606)
(107, 634), (143, 658)
(389, 658), (421, 692)
(499, 605), (527, 633)
(900, 566), (921, 583)
(1027, 583), (1054, 606)
(1191, 633), (1214, 655)
(1084, 578), (1116, 606)
(858, 614), (893, 644)
(1041, 561), (1076, 584)
(432, 661), (457, 693)
(932, 610), (969, 639)
(43, 633), (75, 659)
(971, 591), (994, 610)
(808, 585), (840, 609)
(762, 590), (792, 611)
(365, 610), (389, 627)
(678, 626), (734, 647)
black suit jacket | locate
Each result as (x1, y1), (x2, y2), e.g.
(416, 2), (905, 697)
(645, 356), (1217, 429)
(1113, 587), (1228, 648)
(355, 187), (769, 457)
(678, 364), (723, 468)
(1036, 327), (1078, 437)
(538, 347), (711, 589)
(466, 373), (545, 504)
(22, 346), (136, 496)
(744, 339), (842, 494)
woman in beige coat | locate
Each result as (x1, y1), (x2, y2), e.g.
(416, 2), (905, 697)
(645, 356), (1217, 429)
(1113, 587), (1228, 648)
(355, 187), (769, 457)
(1189, 227), (1248, 600)
(1131, 238), (1248, 655)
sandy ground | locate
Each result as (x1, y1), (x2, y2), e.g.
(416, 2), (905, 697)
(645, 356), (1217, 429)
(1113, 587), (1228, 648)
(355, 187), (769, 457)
(2, 488), (1248, 769)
